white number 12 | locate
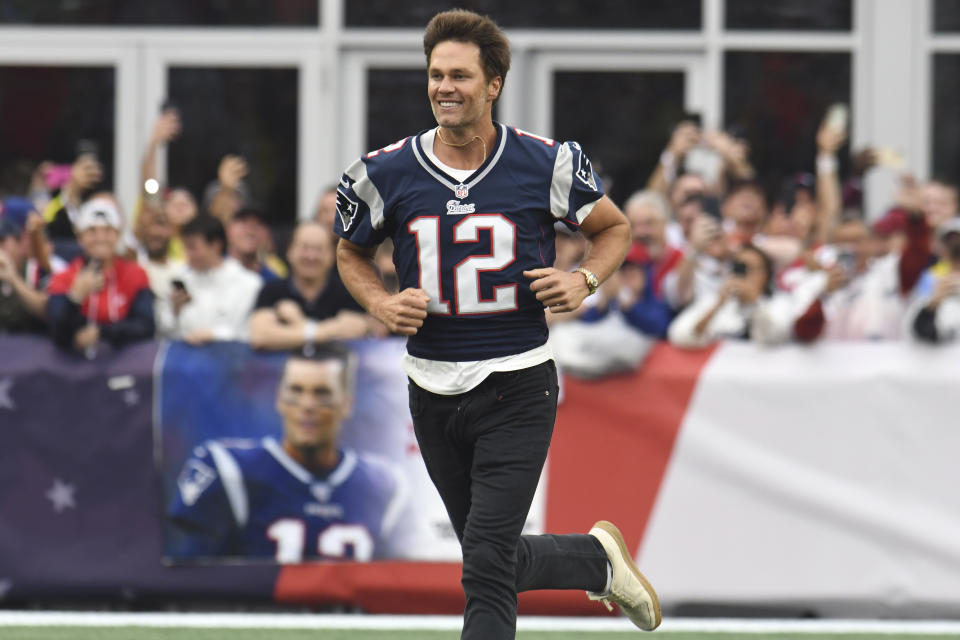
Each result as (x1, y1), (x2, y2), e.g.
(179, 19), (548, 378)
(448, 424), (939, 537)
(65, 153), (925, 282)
(407, 214), (517, 315)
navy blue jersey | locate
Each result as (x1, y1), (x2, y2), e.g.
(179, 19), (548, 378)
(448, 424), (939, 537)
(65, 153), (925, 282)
(334, 124), (605, 361)
(167, 437), (407, 562)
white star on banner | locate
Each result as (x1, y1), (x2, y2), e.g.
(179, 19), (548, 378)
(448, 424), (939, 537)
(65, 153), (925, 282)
(123, 389), (140, 406)
(0, 377), (14, 411)
(45, 478), (77, 513)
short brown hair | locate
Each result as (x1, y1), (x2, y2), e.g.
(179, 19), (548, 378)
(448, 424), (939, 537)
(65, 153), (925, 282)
(423, 9), (511, 101)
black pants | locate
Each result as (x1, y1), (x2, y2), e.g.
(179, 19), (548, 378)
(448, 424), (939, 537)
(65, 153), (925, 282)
(409, 360), (609, 640)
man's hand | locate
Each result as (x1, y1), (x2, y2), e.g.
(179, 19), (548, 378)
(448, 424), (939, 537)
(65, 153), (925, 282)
(74, 324), (100, 351)
(817, 122), (847, 156)
(69, 264), (105, 303)
(524, 267), (591, 313)
(0, 250), (14, 282)
(370, 288), (429, 335)
(184, 328), (215, 346)
(689, 215), (722, 254)
(152, 110), (181, 145)
(170, 286), (191, 316)
(667, 122), (700, 159)
(275, 299), (305, 325)
(69, 154), (103, 193)
(217, 155), (249, 191)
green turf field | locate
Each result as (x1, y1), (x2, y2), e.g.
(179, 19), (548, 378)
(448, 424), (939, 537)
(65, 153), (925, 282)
(4, 629), (960, 640)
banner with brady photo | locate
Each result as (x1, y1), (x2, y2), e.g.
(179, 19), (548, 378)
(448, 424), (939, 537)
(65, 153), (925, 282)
(156, 338), (548, 565)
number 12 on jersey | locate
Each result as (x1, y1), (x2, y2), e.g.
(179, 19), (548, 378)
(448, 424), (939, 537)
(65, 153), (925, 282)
(408, 214), (518, 316)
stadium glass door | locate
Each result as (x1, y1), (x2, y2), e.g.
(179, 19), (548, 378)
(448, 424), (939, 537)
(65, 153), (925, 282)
(526, 52), (709, 206)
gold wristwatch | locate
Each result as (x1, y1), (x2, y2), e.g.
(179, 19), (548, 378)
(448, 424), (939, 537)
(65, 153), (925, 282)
(574, 267), (599, 295)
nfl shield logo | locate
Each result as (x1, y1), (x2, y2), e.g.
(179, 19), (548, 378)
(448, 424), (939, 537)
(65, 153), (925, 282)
(455, 184), (469, 199)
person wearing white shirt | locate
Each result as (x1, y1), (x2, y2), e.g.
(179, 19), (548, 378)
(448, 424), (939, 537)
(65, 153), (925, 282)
(157, 214), (261, 344)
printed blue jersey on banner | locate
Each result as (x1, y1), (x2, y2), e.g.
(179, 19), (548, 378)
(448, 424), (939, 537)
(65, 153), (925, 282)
(334, 123), (605, 361)
(167, 437), (406, 562)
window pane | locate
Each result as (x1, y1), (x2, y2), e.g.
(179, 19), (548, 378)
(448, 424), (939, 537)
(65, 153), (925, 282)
(347, 0), (701, 30)
(366, 69), (434, 152)
(934, 0), (960, 33)
(724, 51), (851, 197)
(0, 0), (319, 26)
(167, 67), (298, 225)
(726, 0), (852, 31)
(553, 71), (687, 207)
(0, 66), (115, 195)
(933, 55), (960, 182)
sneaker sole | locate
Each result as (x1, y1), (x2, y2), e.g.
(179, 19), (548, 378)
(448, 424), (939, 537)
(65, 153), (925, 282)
(593, 520), (662, 631)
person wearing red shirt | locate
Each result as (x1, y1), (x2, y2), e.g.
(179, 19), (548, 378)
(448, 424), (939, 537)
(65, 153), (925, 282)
(46, 195), (154, 353)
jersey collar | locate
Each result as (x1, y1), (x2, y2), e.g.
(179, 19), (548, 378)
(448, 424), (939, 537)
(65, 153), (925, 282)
(263, 436), (357, 487)
(412, 122), (508, 197)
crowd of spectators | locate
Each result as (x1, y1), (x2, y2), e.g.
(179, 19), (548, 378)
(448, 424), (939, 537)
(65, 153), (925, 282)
(548, 108), (960, 377)
(1, 105), (958, 375)
(0, 107), (383, 356)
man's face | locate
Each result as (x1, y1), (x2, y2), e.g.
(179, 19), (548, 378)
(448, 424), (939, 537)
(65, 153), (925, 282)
(626, 202), (666, 248)
(669, 174), (706, 212)
(0, 233), (26, 266)
(79, 226), (119, 262)
(276, 359), (349, 453)
(723, 187), (767, 232)
(143, 212), (173, 260)
(428, 40), (500, 131)
(922, 183), (958, 229)
(831, 220), (871, 271)
(164, 189), (197, 227)
(288, 223), (334, 281)
(183, 234), (221, 272)
(227, 216), (259, 256)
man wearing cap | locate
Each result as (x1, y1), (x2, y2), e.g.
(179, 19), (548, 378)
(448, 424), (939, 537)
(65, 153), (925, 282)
(46, 195), (155, 352)
(0, 198), (50, 334)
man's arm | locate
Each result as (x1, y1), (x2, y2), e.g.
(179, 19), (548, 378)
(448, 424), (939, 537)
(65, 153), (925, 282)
(337, 238), (428, 336)
(524, 195), (631, 313)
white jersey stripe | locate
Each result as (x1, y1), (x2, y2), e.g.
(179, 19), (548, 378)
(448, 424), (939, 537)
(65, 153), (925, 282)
(206, 441), (249, 528)
(345, 157), (386, 230)
(549, 142), (574, 220)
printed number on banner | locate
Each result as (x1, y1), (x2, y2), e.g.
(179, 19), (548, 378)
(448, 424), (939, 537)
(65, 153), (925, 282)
(267, 519), (374, 563)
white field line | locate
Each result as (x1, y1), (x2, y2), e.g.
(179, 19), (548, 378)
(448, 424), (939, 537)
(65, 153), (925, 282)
(2, 612), (960, 634)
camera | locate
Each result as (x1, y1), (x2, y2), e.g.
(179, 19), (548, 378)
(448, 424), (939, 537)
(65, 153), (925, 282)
(731, 261), (748, 277)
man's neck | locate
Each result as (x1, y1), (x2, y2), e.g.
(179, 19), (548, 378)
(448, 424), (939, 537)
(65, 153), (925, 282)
(231, 249), (259, 272)
(433, 121), (497, 171)
(292, 271), (328, 300)
(283, 440), (338, 474)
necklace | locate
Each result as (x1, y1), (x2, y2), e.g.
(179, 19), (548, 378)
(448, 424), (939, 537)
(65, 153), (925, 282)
(435, 127), (487, 163)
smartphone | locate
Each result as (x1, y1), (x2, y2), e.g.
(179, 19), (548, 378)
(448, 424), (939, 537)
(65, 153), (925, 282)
(160, 98), (178, 114)
(171, 279), (187, 293)
(836, 249), (856, 274)
(731, 261), (748, 277)
(824, 103), (849, 135)
(86, 257), (103, 273)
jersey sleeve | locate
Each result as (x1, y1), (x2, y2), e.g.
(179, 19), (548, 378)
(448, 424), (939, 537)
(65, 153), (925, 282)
(549, 140), (605, 229)
(334, 156), (391, 248)
(165, 443), (239, 558)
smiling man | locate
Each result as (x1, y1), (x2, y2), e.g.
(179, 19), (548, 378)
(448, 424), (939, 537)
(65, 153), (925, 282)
(166, 345), (410, 562)
(334, 9), (659, 638)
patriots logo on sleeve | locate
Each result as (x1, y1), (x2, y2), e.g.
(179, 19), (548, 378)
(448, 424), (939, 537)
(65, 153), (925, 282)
(177, 457), (217, 506)
(336, 187), (360, 232)
(571, 142), (598, 191)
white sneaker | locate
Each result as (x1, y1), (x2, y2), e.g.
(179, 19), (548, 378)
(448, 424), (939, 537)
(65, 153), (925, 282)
(586, 520), (662, 631)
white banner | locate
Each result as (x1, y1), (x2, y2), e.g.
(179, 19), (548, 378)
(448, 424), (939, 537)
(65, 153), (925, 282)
(639, 341), (960, 617)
